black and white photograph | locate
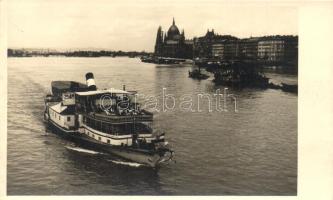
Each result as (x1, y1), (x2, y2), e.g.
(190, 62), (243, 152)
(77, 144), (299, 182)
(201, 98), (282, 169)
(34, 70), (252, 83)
(0, 0), (333, 198)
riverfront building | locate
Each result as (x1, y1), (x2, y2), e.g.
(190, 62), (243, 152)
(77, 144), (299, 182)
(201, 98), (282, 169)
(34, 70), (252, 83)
(154, 18), (193, 59)
(239, 37), (260, 60)
(212, 43), (224, 58)
(193, 31), (298, 65)
(257, 36), (298, 64)
(193, 29), (238, 59)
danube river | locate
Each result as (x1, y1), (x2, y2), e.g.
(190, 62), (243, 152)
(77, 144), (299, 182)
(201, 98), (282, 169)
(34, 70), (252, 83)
(7, 57), (297, 195)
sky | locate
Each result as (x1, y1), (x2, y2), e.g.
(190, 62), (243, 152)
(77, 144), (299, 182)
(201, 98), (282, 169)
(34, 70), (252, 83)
(8, 0), (298, 52)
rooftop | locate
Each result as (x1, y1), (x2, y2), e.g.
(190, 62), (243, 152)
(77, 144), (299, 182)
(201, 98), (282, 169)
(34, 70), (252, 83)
(75, 88), (129, 96)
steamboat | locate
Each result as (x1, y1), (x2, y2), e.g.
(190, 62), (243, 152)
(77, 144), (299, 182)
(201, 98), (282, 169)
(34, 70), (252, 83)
(44, 72), (174, 168)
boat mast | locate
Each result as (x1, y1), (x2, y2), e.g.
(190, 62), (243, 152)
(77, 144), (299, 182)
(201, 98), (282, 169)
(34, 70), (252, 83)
(132, 109), (138, 146)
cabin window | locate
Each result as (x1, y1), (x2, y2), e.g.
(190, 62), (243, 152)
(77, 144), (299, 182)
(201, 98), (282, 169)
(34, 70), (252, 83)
(67, 116), (70, 121)
(98, 137), (101, 141)
(95, 121), (101, 131)
(59, 116), (60, 120)
(92, 134), (95, 138)
(101, 122), (108, 133)
(107, 139), (110, 144)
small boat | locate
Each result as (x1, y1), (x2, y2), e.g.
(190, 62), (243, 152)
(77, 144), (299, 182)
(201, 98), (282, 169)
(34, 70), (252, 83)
(44, 73), (174, 168)
(140, 56), (155, 63)
(188, 69), (209, 80)
(281, 83), (298, 93)
(189, 62), (209, 80)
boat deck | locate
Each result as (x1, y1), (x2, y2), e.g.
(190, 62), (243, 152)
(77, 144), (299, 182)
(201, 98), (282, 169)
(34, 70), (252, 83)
(83, 110), (153, 124)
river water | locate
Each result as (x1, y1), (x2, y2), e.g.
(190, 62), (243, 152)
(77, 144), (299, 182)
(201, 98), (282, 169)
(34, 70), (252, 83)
(7, 57), (297, 195)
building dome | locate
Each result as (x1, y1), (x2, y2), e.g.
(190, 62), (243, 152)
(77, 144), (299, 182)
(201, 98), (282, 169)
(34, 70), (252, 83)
(167, 18), (180, 39)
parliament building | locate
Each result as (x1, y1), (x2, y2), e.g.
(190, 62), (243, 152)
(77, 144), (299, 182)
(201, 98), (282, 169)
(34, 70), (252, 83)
(154, 18), (193, 59)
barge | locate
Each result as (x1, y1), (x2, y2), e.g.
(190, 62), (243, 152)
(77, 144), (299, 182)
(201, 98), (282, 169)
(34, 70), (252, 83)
(213, 61), (269, 88)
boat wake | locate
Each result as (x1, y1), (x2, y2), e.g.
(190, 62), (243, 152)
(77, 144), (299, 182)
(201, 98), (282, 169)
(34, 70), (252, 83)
(65, 146), (106, 155)
(107, 159), (143, 167)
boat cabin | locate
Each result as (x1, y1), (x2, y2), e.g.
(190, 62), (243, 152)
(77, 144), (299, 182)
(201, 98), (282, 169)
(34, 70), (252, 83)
(75, 89), (153, 136)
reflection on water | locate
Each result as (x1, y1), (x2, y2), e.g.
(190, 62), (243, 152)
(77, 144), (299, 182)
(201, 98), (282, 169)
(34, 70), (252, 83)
(7, 57), (297, 195)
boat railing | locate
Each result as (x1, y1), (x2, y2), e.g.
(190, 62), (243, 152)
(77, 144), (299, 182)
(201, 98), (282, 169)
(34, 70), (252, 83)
(84, 112), (153, 123)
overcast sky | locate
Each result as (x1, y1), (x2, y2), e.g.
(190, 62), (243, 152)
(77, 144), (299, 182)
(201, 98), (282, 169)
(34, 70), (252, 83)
(8, 0), (298, 51)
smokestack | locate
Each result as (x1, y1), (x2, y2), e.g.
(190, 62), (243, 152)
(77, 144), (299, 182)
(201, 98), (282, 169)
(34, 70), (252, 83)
(85, 72), (97, 91)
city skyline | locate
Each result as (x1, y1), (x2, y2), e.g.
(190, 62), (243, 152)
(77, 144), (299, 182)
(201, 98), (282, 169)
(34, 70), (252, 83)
(8, 0), (298, 51)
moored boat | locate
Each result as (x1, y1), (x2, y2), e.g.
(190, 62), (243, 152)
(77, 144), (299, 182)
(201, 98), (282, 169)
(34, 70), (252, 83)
(44, 73), (174, 168)
(281, 83), (298, 93)
(213, 61), (269, 88)
(188, 69), (209, 79)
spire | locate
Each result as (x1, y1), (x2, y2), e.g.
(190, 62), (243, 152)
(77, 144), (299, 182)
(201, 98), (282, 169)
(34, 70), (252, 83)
(155, 26), (163, 55)
(173, 17), (175, 25)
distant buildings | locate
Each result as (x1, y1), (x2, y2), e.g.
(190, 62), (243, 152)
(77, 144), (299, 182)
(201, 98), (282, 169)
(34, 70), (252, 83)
(212, 43), (224, 58)
(192, 30), (298, 65)
(154, 18), (193, 59)
(193, 30), (238, 59)
(154, 23), (298, 66)
(239, 37), (260, 60)
(193, 30), (298, 63)
(257, 36), (298, 63)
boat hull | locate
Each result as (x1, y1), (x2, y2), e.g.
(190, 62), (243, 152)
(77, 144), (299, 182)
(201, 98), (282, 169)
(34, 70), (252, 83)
(46, 119), (163, 168)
